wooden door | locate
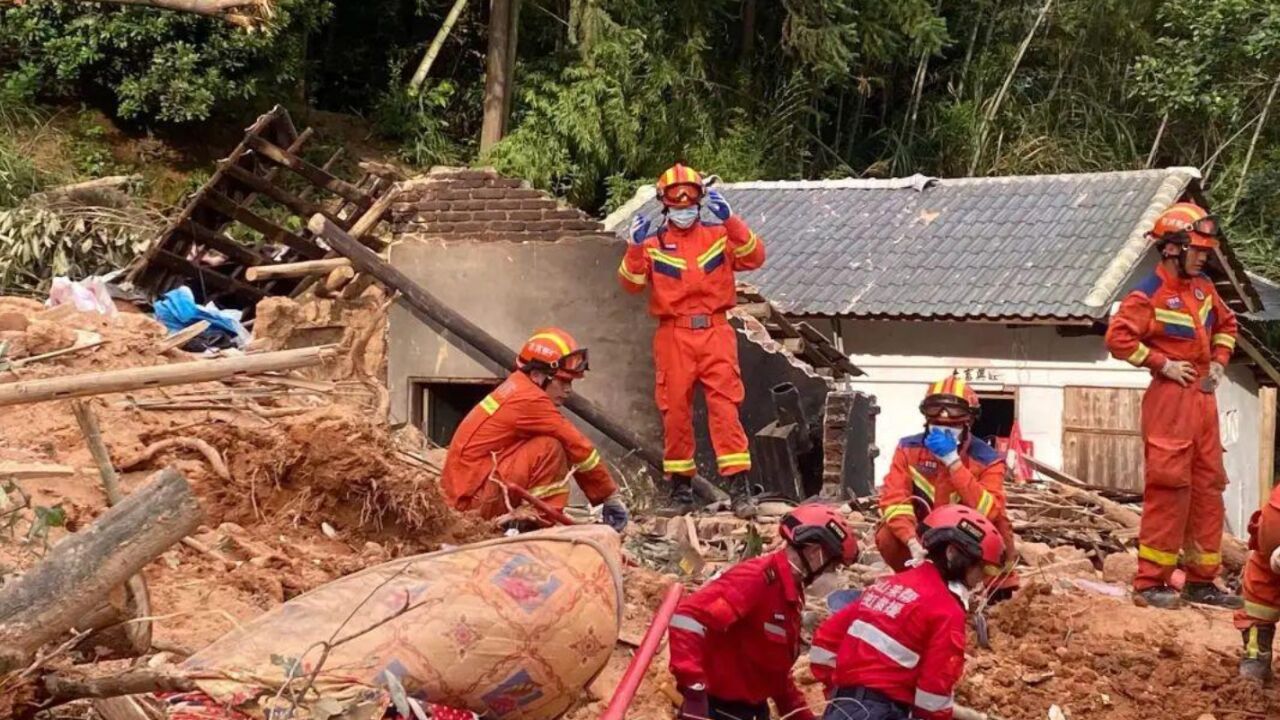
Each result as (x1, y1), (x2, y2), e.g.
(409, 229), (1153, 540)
(1062, 387), (1145, 491)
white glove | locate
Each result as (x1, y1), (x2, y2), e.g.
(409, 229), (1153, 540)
(906, 538), (928, 567)
(1270, 545), (1280, 575)
(1160, 359), (1197, 387)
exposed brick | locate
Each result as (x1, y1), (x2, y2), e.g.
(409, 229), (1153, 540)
(504, 188), (547, 200)
(520, 199), (557, 210)
(453, 200), (488, 211)
(506, 210), (543, 221)
(425, 222), (457, 233)
(523, 221), (560, 232)
(563, 220), (603, 232)
(542, 208), (585, 221)
(414, 200), (451, 211)
(412, 212), (442, 223)
(484, 177), (525, 189)
(470, 188), (508, 200)
(452, 221), (485, 233)
(392, 202), (415, 214)
(433, 189), (474, 201)
(490, 221), (527, 232)
(436, 211), (473, 223)
(472, 210), (508, 222)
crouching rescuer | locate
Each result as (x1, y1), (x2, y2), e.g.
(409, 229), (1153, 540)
(440, 328), (628, 530)
(810, 506), (1006, 720)
(1237, 482), (1280, 681)
(618, 163), (765, 510)
(668, 505), (859, 720)
(1104, 202), (1240, 609)
(877, 375), (1017, 594)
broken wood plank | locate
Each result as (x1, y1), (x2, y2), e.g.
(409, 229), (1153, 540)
(150, 250), (268, 301)
(0, 462), (76, 480)
(5, 338), (105, 370)
(245, 134), (372, 208)
(155, 321), (211, 355)
(0, 346), (336, 408)
(317, 265), (356, 298)
(221, 162), (343, 227)
(246, 257), (352, 281)
(0, 468), (201, 674)
(202, 190), (325, 259)
(43, 667), (196, 704)
(339, 273), (378, 300)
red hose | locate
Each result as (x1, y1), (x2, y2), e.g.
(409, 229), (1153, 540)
(504, 482), (576, 526)
(600, 582), (685, 720)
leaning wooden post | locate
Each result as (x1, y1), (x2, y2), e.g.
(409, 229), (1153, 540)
(0, 468), (202, 673)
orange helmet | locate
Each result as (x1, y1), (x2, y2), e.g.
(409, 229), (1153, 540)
(517, 327), (589, 381)
(920, 373), (980, 426)
(655, 163), (705, 208)
(1150, 201), (1220, 250)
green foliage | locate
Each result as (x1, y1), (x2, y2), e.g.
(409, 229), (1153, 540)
(373, 80), (468, 168)
(0, 202), (163, 292)
(0, 0), (332, 123)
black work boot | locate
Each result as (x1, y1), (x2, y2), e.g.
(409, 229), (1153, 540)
(1135, 585), (1183, 609)
(1240, 625), (1276, 682)
(665, 475), (695, 515)
(1183, 582), (1244, 609)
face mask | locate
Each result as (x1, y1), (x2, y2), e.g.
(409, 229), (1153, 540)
(928, 424), (964, 440)
(947, 580), (971, 611)
(668, 206), (700, 228)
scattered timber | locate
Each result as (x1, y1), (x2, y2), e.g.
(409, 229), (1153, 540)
(245, 257), (352, 281)
(154, 321), (210, 355)
(0, 345), (336, 407)
(0, 468), (201, 674)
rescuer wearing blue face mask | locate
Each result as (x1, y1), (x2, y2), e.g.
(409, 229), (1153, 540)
(874, 374), (1019, 594)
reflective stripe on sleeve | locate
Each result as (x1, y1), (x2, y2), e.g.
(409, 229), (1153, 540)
(670, 614), (706, 637)
(1126, 344), (1151, 366)
(617, 261), (647, 285)
(575, 449), (601, 472)
(882, 503), (915, 521)
(915, 689), (954, 712)
(1213, 333), (1236, 349)
(480, 395), (500, 415)
(733, 232), (759, 258)
(976, 490), (996, 516)
(809, 646), (837, 668)
(848, 620), (919, 668)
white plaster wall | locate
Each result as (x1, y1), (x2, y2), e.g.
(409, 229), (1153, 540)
(827, 320), (1262, 536)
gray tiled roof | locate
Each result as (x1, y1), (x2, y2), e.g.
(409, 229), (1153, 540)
(1248, 272), (1280, 322)
(607, 169), (1199, 321)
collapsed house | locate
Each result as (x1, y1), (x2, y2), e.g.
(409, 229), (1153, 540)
(607, 168), (1280, 535)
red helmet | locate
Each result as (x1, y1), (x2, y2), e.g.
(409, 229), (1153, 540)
(921, 504), (1005, 567)
(920, 373), (980, 426)
(516, 327), (589, 381)
(1150, 201), (1220, 251)
(779, 504), (859, 565)
(655, 163), (705, 208)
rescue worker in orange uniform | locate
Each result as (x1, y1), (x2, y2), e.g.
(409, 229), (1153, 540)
(441, 328), (628, 530)
(810, 505), (1006, 720)
(1105, 202), (1240, 609)
(1237, 484), (1280, 680)
(668, 504), (858, 720)
(618, 164), (765, 509)
(876, 375), (1017, 593)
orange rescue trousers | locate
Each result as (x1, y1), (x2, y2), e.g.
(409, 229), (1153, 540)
(468, 436), (571, 519)
(1236, 496), (1280, 632)
(1135, 378), (1227, 591)
(654, 319), (751, 477)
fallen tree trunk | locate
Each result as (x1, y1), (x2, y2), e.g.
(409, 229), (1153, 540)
(0, 468), (202, 674)
(0, 346), (335, 408)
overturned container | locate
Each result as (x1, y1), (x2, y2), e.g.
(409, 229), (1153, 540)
(181, 524), (624, 720)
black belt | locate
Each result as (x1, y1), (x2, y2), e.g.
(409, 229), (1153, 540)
(831, 686), (911, 715)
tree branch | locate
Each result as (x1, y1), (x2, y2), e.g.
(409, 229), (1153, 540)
(41, 668), (195, 704)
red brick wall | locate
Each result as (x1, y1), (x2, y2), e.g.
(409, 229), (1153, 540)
(390, 167), (609, 242)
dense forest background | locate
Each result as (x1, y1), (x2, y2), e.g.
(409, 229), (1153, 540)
(2, 0), (1280, 280)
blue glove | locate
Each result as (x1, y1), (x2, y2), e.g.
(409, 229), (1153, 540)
(705, 188), (732, 221)
(602, 494), (629, 532)
(924, 427), (961, 466)
(629, 214), (650, 245)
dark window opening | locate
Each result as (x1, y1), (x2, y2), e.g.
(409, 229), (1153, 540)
(412, 380), (499, 447)
(971, 394), (1016, 446)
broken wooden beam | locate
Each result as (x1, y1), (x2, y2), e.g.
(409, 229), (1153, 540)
(0, 468), (201, 674)
(0, 346), (335, 408)
(246, 257), (352, 281)
(222, 163), (343, 227)
(42, 667), (196, 704)
(245, 134), (372, 208)
(0, 462), (76, 480)
(311, 214), (669, 477)
(202, 190), (325, 259)
(155, 321), (211, 355)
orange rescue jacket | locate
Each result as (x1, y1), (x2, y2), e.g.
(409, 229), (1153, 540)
(441, 371), (616, 510)
(878, 434), (1010, 547)
(1105, 264), (1238, 375)
(617, 215), (764, 318)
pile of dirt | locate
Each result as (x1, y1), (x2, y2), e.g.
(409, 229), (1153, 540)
(959, 583), (1280, 719)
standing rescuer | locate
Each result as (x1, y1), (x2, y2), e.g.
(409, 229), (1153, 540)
(810, 505), (1006, 720)
(1236, 483), (1280, 681)
(668, 504), (858, 720)
(440, 328), (628, 530)
(876, 375), (1017, 593)
(1105, 201), (1240, 609)
(618, 163), (766, 509)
